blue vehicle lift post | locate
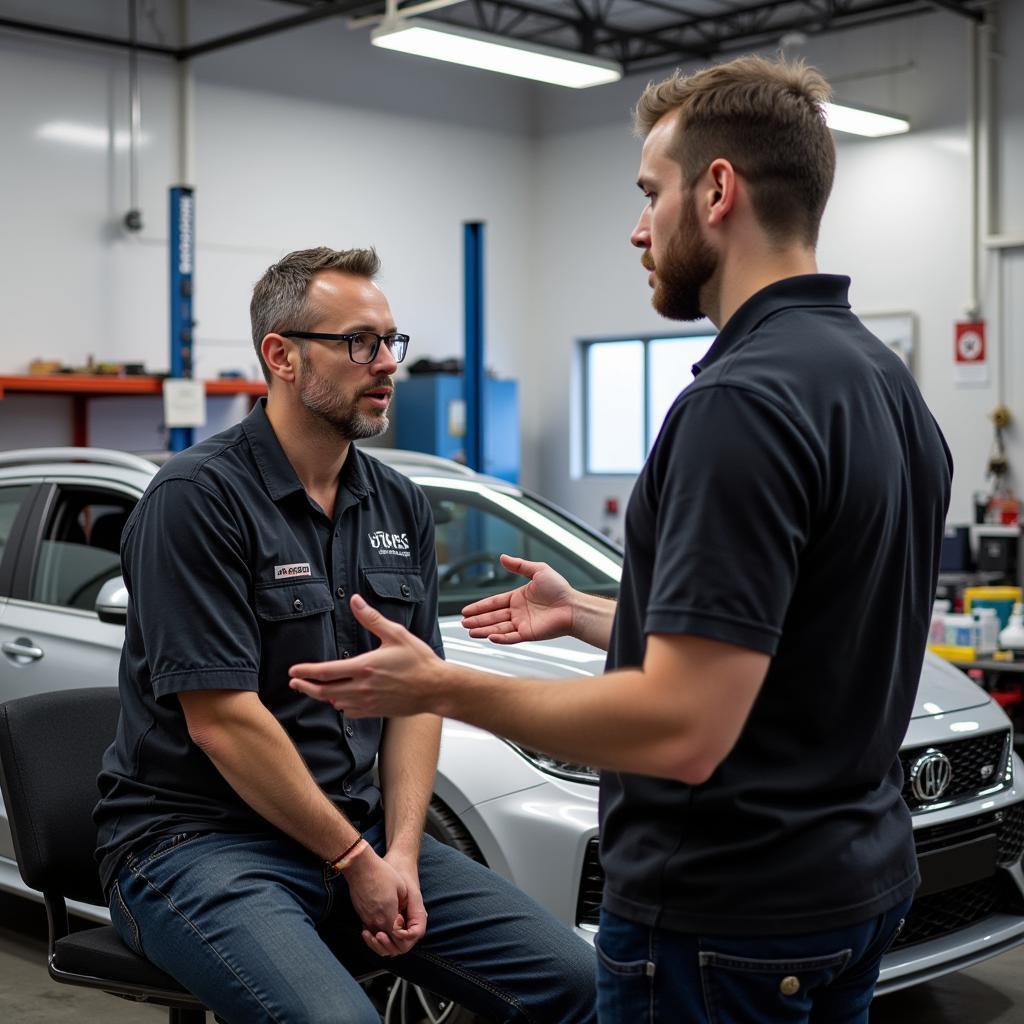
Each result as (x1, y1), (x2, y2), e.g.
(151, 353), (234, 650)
(169, 186), (195, 452)
(463, 222), (485, 473)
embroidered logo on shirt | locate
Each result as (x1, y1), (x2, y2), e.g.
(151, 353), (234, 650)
(275, 562), (312, 579)
(368, 530), (411, 556)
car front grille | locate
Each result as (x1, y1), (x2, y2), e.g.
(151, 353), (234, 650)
(894, 877), (1001, 948)
(914, 803), (1024, 867)
(575, 805), (1024, 939)
(999, 802), (1024, 865)
(576, 838), (603, 929)
(899, 730), (1010, 810)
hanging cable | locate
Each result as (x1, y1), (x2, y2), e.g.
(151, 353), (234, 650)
(124, 0), (143, 231)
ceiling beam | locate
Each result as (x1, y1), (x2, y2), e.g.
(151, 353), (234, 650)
(621, 1), (964, 75)
(590, 0), (963, 66)
(925, 0), (984, 20)
(0, 15), (176, 57)
(179, 0), (369, 60)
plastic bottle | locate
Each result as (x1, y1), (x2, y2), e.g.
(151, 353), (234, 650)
(929, 600), (950, 645)
(973, 607), (999, 655)
(998, 602), (1024, 655)
(944, 613), (976, 648)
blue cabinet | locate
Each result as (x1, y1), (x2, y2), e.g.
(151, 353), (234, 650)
(395, 374), (519, 483)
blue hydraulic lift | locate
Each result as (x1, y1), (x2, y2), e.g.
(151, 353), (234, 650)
(463, 221), (485, 473)
(168, 186), (195, 453)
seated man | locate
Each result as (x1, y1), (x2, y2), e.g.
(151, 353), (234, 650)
(94, 246), (596, 1024)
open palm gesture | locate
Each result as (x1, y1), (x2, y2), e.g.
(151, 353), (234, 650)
(460, 554), (575, 644)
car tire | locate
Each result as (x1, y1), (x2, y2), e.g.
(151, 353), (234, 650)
(425, 796), (487, 864)
(359, 797), (487, 1024)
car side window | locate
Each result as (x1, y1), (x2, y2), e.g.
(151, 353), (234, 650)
(0, 485), (33, 565)
(31, 489), (134, 612)
(427, 486), (620, 617)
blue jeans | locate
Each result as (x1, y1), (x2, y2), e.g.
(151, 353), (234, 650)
(595, 899), (911, 1024)
(109, 822), (596, 1024)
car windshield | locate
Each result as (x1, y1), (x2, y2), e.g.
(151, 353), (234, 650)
(414, 477), (623, 618)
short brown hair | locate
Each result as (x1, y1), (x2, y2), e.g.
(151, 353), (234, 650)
(250, 246), (381, 384)
(634, 55), (836, 247)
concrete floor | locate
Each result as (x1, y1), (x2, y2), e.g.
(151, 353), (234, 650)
(0, 895), (189, 1023)
(1, 893), (1022, 1022)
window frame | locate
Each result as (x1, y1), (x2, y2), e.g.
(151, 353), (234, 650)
(580, 330), (716, 476)
(10, 480), (139, 613)
(0, 481), (44, 599)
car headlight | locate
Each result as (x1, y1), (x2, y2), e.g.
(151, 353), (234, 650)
(505, 742), (599, 783)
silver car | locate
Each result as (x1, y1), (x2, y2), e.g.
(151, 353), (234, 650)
(0, 446), (1023, 1017)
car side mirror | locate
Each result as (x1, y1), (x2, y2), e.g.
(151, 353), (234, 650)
(95, 576), (129, 626)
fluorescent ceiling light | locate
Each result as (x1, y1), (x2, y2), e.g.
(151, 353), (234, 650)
(371, 19), (622, 89)
(823, 102), (909, 138)
(37, 121), (147, 150)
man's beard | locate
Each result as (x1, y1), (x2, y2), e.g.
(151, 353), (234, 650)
(648, 192), (718, 322)
(298, 351), (391, 441)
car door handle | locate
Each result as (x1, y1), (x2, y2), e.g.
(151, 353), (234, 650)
(1, 640), (44, 660)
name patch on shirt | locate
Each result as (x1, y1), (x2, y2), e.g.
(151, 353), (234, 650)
(275, 562), (312, 579)
(368, 530), (411, 556)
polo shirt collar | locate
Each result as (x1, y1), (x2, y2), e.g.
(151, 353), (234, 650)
(241, 398), (374, 502)
(692, 274), (851, 376)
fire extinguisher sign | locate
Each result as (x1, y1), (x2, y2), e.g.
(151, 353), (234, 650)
(954, 320), (989, 386)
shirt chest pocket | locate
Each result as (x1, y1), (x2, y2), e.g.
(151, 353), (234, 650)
(361, 568), (425, 630)
(254, 579), (335, 622)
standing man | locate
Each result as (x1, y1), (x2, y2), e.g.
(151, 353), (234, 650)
(290, 58), (953, 1023)
(94, 247), (597, 1024)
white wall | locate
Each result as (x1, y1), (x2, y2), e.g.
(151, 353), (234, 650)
(1, 1), (1022, 530)
(529, 7), (1020, 528)
(0, 0), (539, 471)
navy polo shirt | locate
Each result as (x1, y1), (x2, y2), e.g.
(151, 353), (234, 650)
(95, 399), (443, 893)
(600, 275), (952, 935)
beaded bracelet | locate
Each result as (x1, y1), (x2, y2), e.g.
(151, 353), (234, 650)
(326, 835), (367, 875)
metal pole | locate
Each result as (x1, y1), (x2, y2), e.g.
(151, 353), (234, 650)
(178, 0), (194, 186)
(169, 186), (195, 452)
(124, 0), (143, 231)
(463, 223), (485, 473)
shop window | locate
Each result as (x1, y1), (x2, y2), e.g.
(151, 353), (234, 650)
(582, 333), (715, 475)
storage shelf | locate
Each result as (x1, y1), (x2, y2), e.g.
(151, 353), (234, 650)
(0, 374), (267, 445)
(0, 374), (266, 398)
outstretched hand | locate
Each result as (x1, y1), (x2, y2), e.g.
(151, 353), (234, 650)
(460, 554), (575, 644)
(289, 594), (444, 719)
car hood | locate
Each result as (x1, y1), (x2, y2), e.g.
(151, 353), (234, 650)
(913, 649), (992, 718)
(440, 622), (991, 720)
(439, 620), (607, 678)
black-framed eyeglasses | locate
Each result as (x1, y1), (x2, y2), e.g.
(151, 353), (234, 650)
(281, 331), (410, 364)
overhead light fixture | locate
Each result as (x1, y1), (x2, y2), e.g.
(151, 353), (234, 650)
(371, 18), (622, 89)
(823, 102), (909, 138)
(36, 122), (149, 150)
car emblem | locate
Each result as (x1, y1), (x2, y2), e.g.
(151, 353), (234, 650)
(910, 749), (954, 803)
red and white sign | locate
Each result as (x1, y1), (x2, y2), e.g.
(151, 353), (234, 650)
(954, 320), (988, 386)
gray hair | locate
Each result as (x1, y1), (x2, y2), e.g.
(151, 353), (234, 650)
(250, 246), (381, 384)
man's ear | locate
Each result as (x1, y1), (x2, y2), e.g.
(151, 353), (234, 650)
(704, 158), (738, 227)
(261, 333), (300, 384)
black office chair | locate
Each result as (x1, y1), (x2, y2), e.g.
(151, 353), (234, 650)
(0, 687), (208, 1023)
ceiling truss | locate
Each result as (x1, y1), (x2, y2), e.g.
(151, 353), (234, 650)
(0, 0), (986, 78)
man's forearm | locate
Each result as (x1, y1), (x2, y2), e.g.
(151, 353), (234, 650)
(427, 660), (728, 783)
(183, 691), (358, 861)
(420, 633), (767, 783)
(379, 714), (442, 859)
(571, 592), (618, 651)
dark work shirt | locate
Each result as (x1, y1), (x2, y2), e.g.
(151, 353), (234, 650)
(94, 400), (443, 893)
(600, 275), (952, 935)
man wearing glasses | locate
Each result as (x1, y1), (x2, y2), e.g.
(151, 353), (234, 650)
(94, 247), (596, 1024)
